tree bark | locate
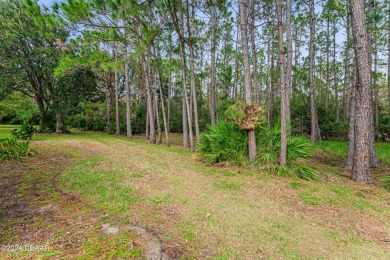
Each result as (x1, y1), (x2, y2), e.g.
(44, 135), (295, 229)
(154, 86), (162, 144)
(55, 108), (64, 134)
(124, 45), (132, 138)
(276, 0), (287, 166)
(157, 70), (170, 147)
(334, 21), (339, 121)
(373, 21), (378, 130)
(266, 33), (272, 127)
(239, 0), (257, 160)
(168, 33), (172, 134)
(179, 37), (194, 151)
(105, 79), (111, 134)
(366, 0), (379, 168)
(144, 55), (156, 144)
(250, 0), (259, 107)
(233, 27), (239, 100)
(388, 7), (390, 130)
(326, 16), (330, 111)
(186, 2), (200, 145)
(285, 0), (293, 125)
(114, 45), (120, 135)
(345, 60), (357, 170)
(343, 9), (351, 122)
(309, 0), (320, 142)
(210, 0), (217, 124)
(349, 0), (372, 183)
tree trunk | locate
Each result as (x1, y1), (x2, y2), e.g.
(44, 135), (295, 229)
(250, 0), (259, 107)
(114, 45), (120, 135)
(388, 7), (390, 130)
(309, 0), (320, 142)
(154, 87), (162, 144)
(366, 0), (379, 168)
(145, 103), (149, 139)
(179, 37), (194, 151)
(144, 55), (156, 144)
(239, 0), (257, 160)
(124, 46), (132, 138)
(276, 0), (287, 166)
(266, 34), (272, 127)
(373, 23), (378, 131)
(269, 41), (275, 127)
(233, 27), (239, 100)
(55, 108), (64, 134)
(349, 0), (372, 183)
(345, 60), (357, 170)
(186, 0), (200, 144)
(334, 21), (339, 121)
(182, 93), (189, 148)
(326, 16), (330, 111)
(285, 0), (292, 125)
(105, 80), (112, 134)
(157, 70), (170, 147)
(210, 0), (217, 124)
(168, 33), (172, 134)
(343, 9), (350, 122)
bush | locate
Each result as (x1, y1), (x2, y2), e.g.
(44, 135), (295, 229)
(257, 120), (317, 179)
(0, 127), (34, 161)
(381, 175), (390, 191)
(257, 120), (313, 163)
(198, 121), (248, 165)
(11, 121), (35, 140)
(198, 119), (317, 180)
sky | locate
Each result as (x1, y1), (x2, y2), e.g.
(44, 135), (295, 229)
(38, 0), (58, 7)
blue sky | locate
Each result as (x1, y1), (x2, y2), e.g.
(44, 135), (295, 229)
(38, 0), (58, 7)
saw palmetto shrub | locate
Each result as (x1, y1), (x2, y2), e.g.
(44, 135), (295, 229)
(257, 119), (317, 180)
(198, 121), (248, 165)
(198, 117), (317, 179)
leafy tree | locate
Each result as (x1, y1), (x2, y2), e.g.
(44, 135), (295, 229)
(0, 0), (67, 131)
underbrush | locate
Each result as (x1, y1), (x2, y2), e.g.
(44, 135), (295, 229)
(381, 175), (390, 191)
(0, 122), (35, 160)
(198, 120), (317, 180)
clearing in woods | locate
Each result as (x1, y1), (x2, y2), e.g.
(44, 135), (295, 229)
(0, 128), (389, 259)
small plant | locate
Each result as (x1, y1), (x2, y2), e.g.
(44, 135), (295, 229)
(11, 121), (35, 140)
(198, 118), (317, 180)
(0, 123), (35, 161)
(198, 121), (248, 165)
(380, 175), (390, 191)
(257, 120), (317, 180)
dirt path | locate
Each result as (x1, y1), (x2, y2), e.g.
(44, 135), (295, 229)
(1, 134), (389, 259)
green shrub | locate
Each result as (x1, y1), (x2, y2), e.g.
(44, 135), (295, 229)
(198, 119), (317, 180)
(0, 136), (33, 161)
(257, 120), (313, 163)
(1, 124), (34, 161)
(257, 120), (317, 179)
(381, 175), (390, 191)
(198, 121), (248, 165)
(11, 121), (35, 140)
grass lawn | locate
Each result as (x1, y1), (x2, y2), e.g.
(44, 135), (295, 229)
(0, 125), (19, 139)
(0, 126), (389, 259)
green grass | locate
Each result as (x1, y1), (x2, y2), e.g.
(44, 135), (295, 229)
(298, 191), (322, 206)
(315, 140), (390, 166)
(0, 124), (17, 139)
(213, 180), (241, 191)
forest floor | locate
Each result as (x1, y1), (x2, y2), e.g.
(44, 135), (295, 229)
(0, 126), (389, 259)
